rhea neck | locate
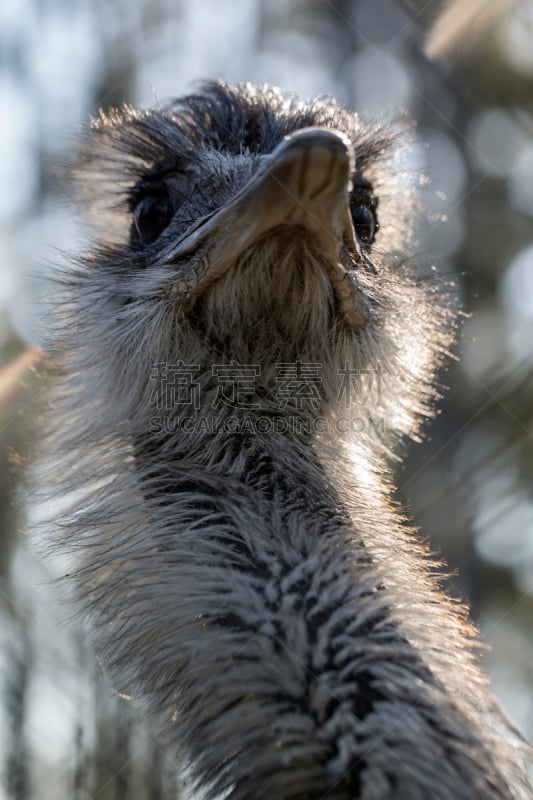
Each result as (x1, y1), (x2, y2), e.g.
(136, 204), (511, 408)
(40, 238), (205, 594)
(135, 359), (358, 530)
(136, 254), (370, 519)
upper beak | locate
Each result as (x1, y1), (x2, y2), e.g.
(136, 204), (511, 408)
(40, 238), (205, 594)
(163, 128), (362, 323)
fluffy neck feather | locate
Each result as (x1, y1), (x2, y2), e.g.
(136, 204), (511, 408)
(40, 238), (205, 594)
(56, 397), (524, 800)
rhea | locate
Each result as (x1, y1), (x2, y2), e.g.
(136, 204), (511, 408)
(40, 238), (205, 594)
(44, 82), (531, 799)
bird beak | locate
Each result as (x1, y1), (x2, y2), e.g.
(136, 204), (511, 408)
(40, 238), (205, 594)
(164, 128), (362, 323)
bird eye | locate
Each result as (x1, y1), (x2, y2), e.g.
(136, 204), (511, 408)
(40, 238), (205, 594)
(350, 203), (378, 246)
(133, 188), (174, 245)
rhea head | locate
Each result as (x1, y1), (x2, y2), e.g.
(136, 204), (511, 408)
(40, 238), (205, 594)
(70, 81), (439, 443)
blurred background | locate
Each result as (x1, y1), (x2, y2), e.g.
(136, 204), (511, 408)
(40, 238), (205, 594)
(1, 0), (533, 797)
